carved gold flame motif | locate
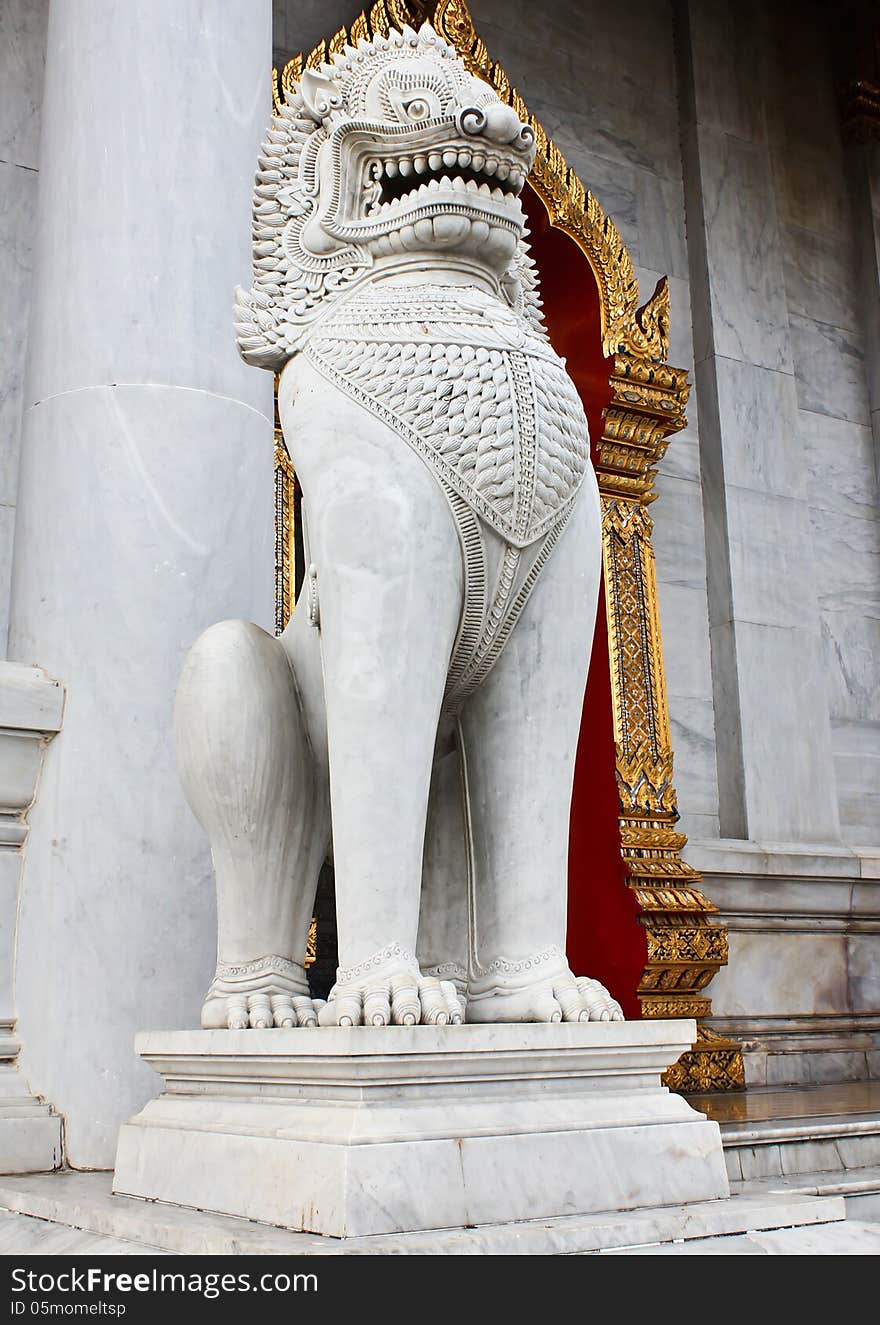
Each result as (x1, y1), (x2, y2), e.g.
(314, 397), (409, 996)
(273, 0), (743, 1091)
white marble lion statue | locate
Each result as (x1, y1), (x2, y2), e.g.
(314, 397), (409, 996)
(175, 21), (624, 1031)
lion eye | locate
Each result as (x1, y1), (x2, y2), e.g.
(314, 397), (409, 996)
(404, 97), (431, 121)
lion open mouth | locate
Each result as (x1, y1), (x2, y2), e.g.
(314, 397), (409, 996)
(364, 145), (527, 219)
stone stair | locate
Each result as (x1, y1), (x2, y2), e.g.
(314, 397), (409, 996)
(690, 1081), (880, 1221)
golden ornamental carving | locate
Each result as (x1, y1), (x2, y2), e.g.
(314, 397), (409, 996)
(305, 916), (317, 968)
(273, 384), (295, 638)
(663, 1028), (744, 1094)
(270, 0), (741, 1091)
(841, 79), (880, 143)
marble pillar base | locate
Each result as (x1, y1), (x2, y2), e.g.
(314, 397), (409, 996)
(0, 1064), (61, 1174)
(113, 1021), (730, 1238)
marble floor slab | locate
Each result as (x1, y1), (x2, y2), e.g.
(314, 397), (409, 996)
(0, 1172), (848, 1257)
(0, 1209), (167, 1256)
(606, 1221), (880, 1255)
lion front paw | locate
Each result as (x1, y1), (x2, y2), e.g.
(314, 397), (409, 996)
(318, 942), (465, 1027)
(466, 946), (624, 1024)
(200, 954), (318, 1029)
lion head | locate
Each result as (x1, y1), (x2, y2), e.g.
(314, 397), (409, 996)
(235, 22), (542, 370)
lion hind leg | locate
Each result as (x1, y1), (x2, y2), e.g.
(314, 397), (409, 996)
(175, 618), (329, 1029)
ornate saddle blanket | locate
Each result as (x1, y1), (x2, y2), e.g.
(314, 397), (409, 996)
(304, 283), (592, 711)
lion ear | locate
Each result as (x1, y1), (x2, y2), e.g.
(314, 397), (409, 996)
(300, 68), (343, 122)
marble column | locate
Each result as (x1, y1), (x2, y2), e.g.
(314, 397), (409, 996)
(850, 139), (880, 483)
(676, 0), (841, 844)
(7, 1), (274, 1167)
(0, 0), (49, 654)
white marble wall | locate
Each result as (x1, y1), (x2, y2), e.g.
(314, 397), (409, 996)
(273, 0), (356, 70)
(0, 0), (48, 656)
(690, 839), (880, 1086)
(763, 5), (880, 852)
(678, 0), (845, 845)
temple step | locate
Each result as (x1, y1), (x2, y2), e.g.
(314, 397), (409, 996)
(689, 1080), (880, 1218)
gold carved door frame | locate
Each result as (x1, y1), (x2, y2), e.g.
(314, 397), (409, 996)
(272, 0), (743, 1092)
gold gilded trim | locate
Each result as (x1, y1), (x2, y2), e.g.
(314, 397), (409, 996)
(273, 386), (295, 636)
(841, 79), (880, 143)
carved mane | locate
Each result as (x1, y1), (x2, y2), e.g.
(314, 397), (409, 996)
(273, 0), (670, 365)
(236, 15), (547, 370)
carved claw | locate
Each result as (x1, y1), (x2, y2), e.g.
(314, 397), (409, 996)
(293, 995), (319, 1028)
(576, 976), (624, 1022)
(226, 994), (249, 1030)
(271, 994), (295, 1027)
(364, 982), (392, 1027)
(390, 977), (420, 1026)
(441, 980), (465, 1025)
(552, 978), (584, 1023)
(418, 976), (449, 1025)
(323, 986), (363, 1027)
(247, 993), (273, 1028)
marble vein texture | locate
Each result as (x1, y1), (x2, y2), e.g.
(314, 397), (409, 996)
(176, 21), (624, 1030)
(113, 1022), (730, 1238)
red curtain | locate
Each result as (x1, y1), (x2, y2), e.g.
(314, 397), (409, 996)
(523, 187), (646, 1018)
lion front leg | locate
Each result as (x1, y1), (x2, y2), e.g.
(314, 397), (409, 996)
(283, 365), (466, 1027)
(460, 482), (624, 1025)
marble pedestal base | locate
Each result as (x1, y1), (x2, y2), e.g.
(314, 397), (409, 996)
(0, 1064), (61, 1174)
(0, 1109), (61, 1175)
(113, 1021), (729, 1238)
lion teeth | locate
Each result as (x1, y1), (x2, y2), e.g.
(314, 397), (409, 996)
(413, 154), (427, 174)
(428, 152), (443, 171)
(442, 149), (458, 168)
(484, 157), (498, 176)
(478, 181), (491, 195)
(398, 157), (413, 176)
(496, 161), (511, 181)
(457, 149), (472, 168)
